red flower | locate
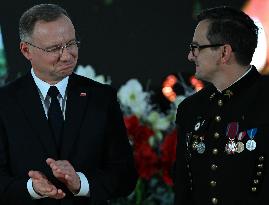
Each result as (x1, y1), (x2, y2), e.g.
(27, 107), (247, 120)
(124, 115), (140, 136)
(134, 143), (159, 180)
(124, 115), (154, 146)
(160, 128), (177, 186)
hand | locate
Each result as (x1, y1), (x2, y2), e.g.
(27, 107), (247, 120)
(46, 158), (81, 194)
(28, 170), (66, 199)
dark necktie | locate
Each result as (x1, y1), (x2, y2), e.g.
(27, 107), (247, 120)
(48, 86), (64, 147)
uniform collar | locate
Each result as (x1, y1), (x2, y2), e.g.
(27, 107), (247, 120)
(209, 66), (260, 101)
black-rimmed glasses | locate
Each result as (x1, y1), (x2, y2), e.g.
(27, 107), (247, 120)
(190, 43), (224, 57)
(25, 40), (80, 56)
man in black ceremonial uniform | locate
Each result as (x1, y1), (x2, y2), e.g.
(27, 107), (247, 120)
(174, 6), (269, 205)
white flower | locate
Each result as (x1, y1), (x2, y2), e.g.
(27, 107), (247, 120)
(147, 111), (170, 131)
(75, 65), (95, 78)
(75, 65), (111, 84)
(117, 79), (150, 117)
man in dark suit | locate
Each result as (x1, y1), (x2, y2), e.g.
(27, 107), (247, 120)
(0, 4), (137, 205)
(174, 6), (269, 205)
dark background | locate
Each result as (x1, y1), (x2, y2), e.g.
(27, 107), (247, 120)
(0, 0), (246, 97)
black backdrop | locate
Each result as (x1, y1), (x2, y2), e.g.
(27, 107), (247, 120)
(0, 0), (246, 100)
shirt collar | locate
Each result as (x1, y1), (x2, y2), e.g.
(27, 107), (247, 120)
(31, 68), (69, 99)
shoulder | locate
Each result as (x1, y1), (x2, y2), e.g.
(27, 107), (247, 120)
(0, 73), (30, 97)
(179, 83), (214, 109)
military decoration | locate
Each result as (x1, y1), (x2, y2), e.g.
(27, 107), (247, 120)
(246, 128), (257, 151)
(236, 131), (246, 153)
(225, 122), (239, 154)
(191, 119), (207, 154)
(196, 136), (206, 154)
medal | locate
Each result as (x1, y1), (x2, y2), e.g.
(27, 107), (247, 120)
(246, 140), (256, 151)
(235, 131), (246, 153)
(225, 122), (239, 154)
(196, 138), (206, 154)
(196, 142), (205, 154)
(236, 141), (244, 153)
(225, 139), (237, 154)
(246, 128), (257, 151)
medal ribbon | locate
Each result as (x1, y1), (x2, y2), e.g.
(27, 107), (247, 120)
(247, 128), (257, 140)
(226, 122), (239, 140)
(238, 131), (246, 141)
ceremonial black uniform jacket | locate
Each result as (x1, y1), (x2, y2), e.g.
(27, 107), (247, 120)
(174, 67), (269, 205)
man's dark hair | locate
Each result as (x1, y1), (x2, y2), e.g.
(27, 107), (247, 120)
(197, 6), (258, 66)
(19, 4), (70, 41)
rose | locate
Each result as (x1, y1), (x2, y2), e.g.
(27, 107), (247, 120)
(134, 143), (159, 180)
(160, 129), (177, 186)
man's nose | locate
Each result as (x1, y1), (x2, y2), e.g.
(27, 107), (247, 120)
(187, 50), (195, 61)
(60, 46), (72, 60)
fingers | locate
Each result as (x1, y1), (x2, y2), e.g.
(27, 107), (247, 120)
(29, 170), (66, 199)
(46, 158), (80, 193)
(46, 158), (56, 166)
(47, 159), (74, 179)
(28, 170), (43, 180)
(46, 188), (66, 199)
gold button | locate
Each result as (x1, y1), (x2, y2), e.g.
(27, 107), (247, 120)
(210, 180), (217, 187)
(259, 156), (265, 161)
(253, 179), (259, 184)
(211, 197), (218, 204)
(212, 148), (218, 155)
(211, 164), (218, 171)
(257, 171), (262, 176)
(252, 187), (257, 192)
(217, 100), (223, 106)
(257, 164), (263, 169)
(215, 116), (221, 122)
(213, 132), (220, 139)
(188, 172), (192, 177)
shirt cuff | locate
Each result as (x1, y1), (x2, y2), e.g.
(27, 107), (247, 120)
(27, 178), (47, 199)
(75, 172), (90, 197)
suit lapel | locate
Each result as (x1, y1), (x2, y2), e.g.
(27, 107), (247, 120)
(15, 73), (58, 158)
(60, 74), (89, 159)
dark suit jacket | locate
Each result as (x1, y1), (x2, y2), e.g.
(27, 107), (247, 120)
(0, 72), (137, 205)
(174, 67), (269, 205)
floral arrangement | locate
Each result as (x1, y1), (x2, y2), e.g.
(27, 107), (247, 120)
(116, 78), (178, 205)
(75, 65), (200, 205)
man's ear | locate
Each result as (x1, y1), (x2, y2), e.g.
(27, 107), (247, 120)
(20, 42), (32, 60)
(221, 44), (233, 64)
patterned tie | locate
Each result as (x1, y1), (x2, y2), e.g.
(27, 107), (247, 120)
(48, 86), (64, 147)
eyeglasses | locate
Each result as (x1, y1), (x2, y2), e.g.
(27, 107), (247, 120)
(189, 43), (224, 57)
(25, 40), (80, 56)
